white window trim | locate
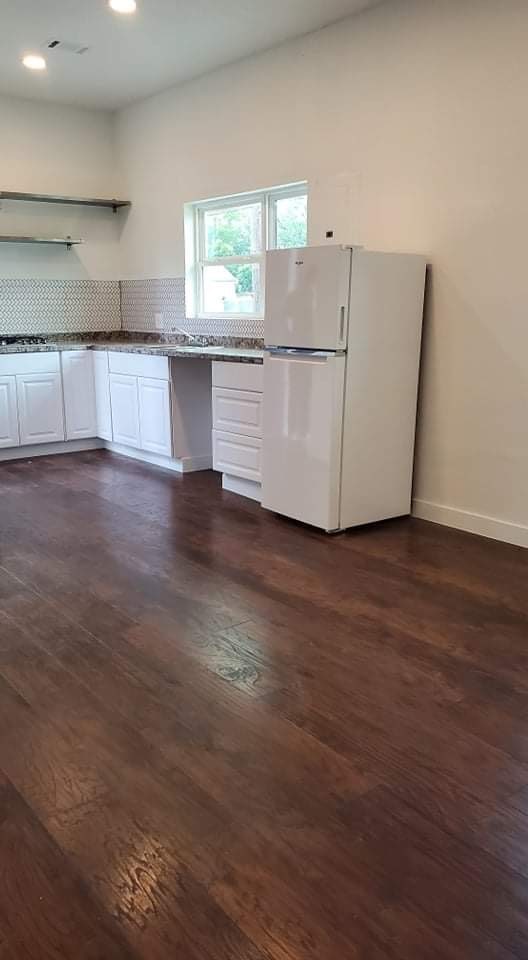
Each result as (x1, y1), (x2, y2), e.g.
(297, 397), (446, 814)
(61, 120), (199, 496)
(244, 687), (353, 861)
(186, 182), (307, 321)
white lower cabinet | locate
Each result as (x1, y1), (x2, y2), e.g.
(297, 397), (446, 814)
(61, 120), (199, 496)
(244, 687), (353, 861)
(109, 373), (172, 456)
(16, 372), (65, 446)
(93, 351), (113, 441)
(62, 351), (97, 441)
(109, 374), (141, 448)
(0, 376), (20, 448)
(0, 349), (175, 465)
(138, 377), (172, 456)
(211, 361), (263, 497)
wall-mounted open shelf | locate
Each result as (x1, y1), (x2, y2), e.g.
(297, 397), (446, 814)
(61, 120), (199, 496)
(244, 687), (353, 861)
(0, 236), (83, 250)
(0, 191), (131, 213)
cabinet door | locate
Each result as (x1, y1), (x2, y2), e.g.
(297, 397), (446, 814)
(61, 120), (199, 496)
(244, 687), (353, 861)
(109, 374), (140, 448)
(17, 373), (65, 446)
(93, 351), (113, 441)
(138, 377), (172, 457)
(0, 376), (20, 448)
(62, 351), (97, 441)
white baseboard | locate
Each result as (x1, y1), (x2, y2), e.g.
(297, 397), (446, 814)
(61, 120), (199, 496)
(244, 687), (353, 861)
(3, 442), (524, 549)
(222, 473), (262, 502)
(0, 437), (212, 474)
(412, 498), (528, 549)
(104, 442), (212, 474)
(179, 454), (213, 473)
(0, 438), (104, 462)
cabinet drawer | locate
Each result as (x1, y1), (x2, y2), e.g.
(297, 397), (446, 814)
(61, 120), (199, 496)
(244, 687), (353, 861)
(213, 430), (261, 482)
(0, 352), (60, 376)
(108, 351), (169, 381)
(212, 361), (263, 392)
(212, 387), (262, 438)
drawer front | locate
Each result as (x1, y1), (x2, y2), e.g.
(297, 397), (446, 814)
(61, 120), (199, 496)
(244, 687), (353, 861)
(212, 360), (263, 392)
(108, 351), (169, 381)
(0, 352), (60, 376)
(213, 430), (261, 482)
(212, 387), (262, 438)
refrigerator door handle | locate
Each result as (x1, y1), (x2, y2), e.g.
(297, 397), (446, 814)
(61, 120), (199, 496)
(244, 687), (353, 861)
(267, 348), (341, 360)
(339, 306), (345, 342)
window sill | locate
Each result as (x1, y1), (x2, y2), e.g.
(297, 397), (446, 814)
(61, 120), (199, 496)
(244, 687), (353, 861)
(194, 315), (264, 322)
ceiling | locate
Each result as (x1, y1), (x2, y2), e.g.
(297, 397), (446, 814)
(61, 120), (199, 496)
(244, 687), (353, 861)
(0, 0), (382, 111)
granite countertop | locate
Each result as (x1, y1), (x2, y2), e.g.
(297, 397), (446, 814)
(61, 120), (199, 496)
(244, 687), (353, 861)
(0, 341), (265, 364)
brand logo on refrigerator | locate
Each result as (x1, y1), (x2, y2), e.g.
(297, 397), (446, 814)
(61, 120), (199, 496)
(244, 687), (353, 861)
(295, 260), (304, 266)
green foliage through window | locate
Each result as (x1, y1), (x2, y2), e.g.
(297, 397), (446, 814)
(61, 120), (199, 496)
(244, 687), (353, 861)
(196, 185), (307, 314)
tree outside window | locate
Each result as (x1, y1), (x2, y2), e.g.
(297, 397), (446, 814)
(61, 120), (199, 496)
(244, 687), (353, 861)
(194, 184), (307, 317)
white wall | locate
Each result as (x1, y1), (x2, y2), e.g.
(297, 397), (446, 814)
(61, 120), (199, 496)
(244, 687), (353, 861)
(115, 0), (528, 547)
(0, 94), (123, 279)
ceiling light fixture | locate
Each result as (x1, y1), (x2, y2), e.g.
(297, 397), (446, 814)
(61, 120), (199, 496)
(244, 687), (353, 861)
(22, 54), (47, 71)
(109, 0), (137, 13)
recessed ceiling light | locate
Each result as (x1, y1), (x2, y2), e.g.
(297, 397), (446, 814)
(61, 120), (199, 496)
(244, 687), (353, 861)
(22, 54), (47, 71)
(109, 0), (137, 13)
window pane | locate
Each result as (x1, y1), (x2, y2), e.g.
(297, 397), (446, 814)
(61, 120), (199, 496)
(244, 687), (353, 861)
(275, 194), (307, 249)
(203, 263), (261, 314)
(204, 203), (262, 258)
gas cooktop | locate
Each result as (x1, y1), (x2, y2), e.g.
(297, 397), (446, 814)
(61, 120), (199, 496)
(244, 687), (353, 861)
(0, 336), (47, 346)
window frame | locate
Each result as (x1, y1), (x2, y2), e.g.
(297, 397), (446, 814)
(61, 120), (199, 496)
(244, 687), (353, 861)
(266, 182), (308, 257)
(191, 182), (307, 321)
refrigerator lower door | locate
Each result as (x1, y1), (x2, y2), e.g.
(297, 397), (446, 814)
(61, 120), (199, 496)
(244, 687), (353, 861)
(262, 351), (346, 531)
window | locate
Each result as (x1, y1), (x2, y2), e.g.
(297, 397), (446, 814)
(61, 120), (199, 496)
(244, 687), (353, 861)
(188, 183), (307, 319)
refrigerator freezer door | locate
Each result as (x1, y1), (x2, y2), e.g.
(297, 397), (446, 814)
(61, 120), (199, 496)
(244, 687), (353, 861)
(265, 245), (352, 350)
(262, 351), (346, 531)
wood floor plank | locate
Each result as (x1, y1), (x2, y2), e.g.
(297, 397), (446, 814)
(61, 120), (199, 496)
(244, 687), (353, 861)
(0, 771), (137, 960)
(0, 450), (527, 959)
(0, 571), (377, 834)
(0, 617), (273, 959)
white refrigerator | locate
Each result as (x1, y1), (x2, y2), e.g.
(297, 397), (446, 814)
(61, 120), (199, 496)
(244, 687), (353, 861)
(262, 245), (426, 532)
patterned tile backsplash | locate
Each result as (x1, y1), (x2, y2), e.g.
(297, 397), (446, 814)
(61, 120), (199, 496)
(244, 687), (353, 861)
(0, 280), (121, 334)
(120, 277), (264, 339)
(120, 278), (186, 333)
(0, 276), (264, 340)
(182, 314), (265, 338)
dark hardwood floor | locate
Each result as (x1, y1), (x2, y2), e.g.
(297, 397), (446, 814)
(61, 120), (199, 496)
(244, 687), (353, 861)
(0, 450), (527, 959)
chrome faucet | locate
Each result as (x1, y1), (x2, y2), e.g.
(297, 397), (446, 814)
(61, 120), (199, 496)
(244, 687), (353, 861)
(173, 327), (209, 347)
